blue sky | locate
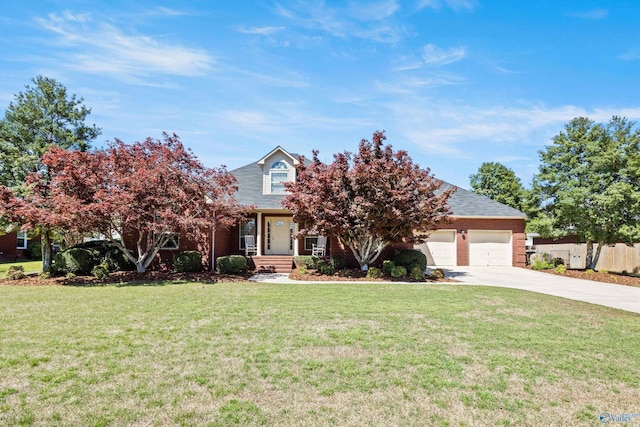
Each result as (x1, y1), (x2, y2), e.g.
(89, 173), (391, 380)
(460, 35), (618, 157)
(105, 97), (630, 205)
(1, 1), (639, 189)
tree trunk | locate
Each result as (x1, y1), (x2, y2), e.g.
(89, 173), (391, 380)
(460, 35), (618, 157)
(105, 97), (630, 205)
(585, 240), (599, 270)
(590, 242), (604, 270)
(41, 229), (52, 272)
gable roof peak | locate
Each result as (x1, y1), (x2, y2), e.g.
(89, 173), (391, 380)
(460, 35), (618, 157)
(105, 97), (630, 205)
(257, 146), (300, 166)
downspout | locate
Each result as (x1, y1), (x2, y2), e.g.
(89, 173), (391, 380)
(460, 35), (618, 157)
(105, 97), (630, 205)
(211, 225), (216, 271)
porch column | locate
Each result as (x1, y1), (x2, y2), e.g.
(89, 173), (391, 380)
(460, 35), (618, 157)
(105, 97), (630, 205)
(256, 212), (263, 256)
(293, 222), (299, 256)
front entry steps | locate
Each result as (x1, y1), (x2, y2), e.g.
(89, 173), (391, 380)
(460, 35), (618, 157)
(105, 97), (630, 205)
(249, 256), (294, 273)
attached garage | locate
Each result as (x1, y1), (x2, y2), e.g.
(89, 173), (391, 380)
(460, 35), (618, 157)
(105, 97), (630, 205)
(416, 230), (456, 266)
(468, 230), (512, 266)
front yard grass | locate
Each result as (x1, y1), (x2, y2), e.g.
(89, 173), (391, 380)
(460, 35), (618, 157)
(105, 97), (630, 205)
(1, 282), (638, 426)
(0, 260), (41, 277)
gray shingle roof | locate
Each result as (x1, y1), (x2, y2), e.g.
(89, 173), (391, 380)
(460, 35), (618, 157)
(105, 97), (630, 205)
(230, 155), (526, 219)
(438, 182), (527, 218)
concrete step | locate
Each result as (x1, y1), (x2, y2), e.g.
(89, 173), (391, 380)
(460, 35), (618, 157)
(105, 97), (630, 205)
(250, 256), (294, 273)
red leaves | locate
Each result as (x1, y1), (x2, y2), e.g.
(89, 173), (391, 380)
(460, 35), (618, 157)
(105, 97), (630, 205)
(282, 131), (453, 266)
(25, 133), (248, 272)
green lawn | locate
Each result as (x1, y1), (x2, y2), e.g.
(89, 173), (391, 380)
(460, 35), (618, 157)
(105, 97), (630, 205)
(0, 260), (41, 277)
(1, 282), (638, 426)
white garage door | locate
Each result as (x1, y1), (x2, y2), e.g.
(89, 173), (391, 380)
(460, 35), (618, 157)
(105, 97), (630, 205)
(416, 230), (456, 266)
(468, 231), (512, 266)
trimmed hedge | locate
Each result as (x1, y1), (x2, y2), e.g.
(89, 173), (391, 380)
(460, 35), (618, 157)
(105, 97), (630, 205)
(216, 255), (248, 274)
(294, 255), (319, 269)
(51, 240), (135, 276)
(393, 249), (427, 271)
(52, 248), (98, 275)
(173, 251), (203, 273)
(6, 266), (25, 280)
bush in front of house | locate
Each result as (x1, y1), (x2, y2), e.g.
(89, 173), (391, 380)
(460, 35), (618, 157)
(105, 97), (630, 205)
(330, 255), (346, 271)
(390, 265), (407, 278)
(430, 268), (445, 280)
(216, 255), (249, 274)
(74, 240), (135, 272)
(366, 267), (382, 278)
(52, 248), (98, 275)
(28, 242), (42, 260)
(409, 265), (425, 281)
(294, 255), (319, 269)
(91, 261), (110, 279)
(382, 260), (395, 276)
(393, 249), (427, 272)
(173, 251), (203, 273)
(6, 266), (25, 280)
(316, 259), (335, 275)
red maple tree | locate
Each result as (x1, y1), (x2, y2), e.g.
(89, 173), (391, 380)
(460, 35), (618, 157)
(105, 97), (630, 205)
(37, 133), (248, 273)
(282, 131), (453, 269)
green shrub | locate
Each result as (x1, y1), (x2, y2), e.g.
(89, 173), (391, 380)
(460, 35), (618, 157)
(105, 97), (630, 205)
(390, 265), (407, 278)
(297, 265), (307, 274)
(585, 269), (594, 276)
(6, 266), (25, 280)
(599, 269), (608, 275)
(531, 258), (553, 271)
(74, 240), (134, 272)
(409, 265), (425, 281)
(429, 268), (445, 280)
(393, 249), (427, 271)
(317, 259), (335, 275)
(28, 242), (42, 260)
(39, 271), (51, 280)
(382, 260), (395, 275)
(92, 261), (110, 279)
(216, 255), (248, 274)
(52, 247), (99, 275)
(554, 264), (567, 274)
(366, 267), (382, 278)
(173, 251), (203, 273)
(339, 268), (350, 277)
(294, 256), (318, 269)
(330, 256), (346, 270)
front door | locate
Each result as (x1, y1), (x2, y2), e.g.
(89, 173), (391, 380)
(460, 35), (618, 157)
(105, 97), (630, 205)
(265, 217), (293, 255)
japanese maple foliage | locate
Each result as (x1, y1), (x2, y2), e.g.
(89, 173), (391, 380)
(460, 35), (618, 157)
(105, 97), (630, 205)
(40, 133), (248, 273)
(282, 131), (453, 269)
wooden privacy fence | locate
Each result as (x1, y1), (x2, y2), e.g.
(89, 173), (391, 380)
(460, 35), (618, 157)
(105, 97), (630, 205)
(533, 242), (640, 273)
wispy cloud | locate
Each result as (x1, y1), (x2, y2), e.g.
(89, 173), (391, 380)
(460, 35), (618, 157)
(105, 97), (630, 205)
(416, 0), (477, 12)
(618, 49), (640, 61)
(237, 25), (286, 36)
(568, 9), (608, 20)
(423, 43), (466, 66)
(33, 11), (213, 81)
(274, 1), (406, 43)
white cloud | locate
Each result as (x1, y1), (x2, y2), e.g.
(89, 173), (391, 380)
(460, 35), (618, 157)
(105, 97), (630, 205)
(618, 49), (640, 61)
(568, 9), (608, 20)
(422, 43), (466, 66)
(34, 12), (213, 80)
(275, 1), (407, 43)
(416, 0), (477, 12)
(237, 25), (286, 36)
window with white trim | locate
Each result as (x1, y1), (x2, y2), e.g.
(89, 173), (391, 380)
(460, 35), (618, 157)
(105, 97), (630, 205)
(16, 231), (27, 250)
(159, 233), (179, 250)
(304, 236), (318, 251)
(269, 161), (289, 194)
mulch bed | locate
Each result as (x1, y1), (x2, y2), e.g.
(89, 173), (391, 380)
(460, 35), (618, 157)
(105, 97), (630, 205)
(0, 270), (252, 287)
(536, 268), (640, 287)
(288, 268), (456, 283)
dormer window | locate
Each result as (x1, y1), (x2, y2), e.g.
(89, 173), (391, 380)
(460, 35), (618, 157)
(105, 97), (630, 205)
(270, 161), (289, 194)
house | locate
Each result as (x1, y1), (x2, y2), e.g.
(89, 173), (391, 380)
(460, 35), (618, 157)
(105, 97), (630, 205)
(186, 146), (526, 272)
(0, 230), (30, 261)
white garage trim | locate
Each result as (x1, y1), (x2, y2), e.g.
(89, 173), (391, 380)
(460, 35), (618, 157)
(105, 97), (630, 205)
(415, 230), (457, 266)
(468, 230), (512, 266)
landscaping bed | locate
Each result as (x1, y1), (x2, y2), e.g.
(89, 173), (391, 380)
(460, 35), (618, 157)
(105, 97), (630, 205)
(289, 267), (456, 282)
(0, 270), (251, 287)
(536, 268), (640, 287)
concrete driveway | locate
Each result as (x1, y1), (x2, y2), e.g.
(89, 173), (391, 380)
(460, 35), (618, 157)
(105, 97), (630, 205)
(444, 266), (640, 314)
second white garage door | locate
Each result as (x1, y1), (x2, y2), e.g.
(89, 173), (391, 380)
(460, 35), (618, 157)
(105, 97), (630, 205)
(468, 231), (512, 266)
(415, 230), (456, 266)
